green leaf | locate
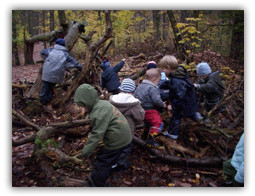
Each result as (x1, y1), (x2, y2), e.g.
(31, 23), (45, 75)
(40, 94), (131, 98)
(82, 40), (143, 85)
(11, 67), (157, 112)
(35, 139), (42, 145)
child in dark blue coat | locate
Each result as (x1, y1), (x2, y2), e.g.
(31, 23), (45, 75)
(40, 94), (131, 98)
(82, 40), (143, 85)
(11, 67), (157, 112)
(101, 57), (125, 94)
(159, 55), (202, 140)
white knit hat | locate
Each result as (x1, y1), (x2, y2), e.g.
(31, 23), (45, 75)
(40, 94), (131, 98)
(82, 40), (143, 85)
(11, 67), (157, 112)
(119, 78), (136, 93)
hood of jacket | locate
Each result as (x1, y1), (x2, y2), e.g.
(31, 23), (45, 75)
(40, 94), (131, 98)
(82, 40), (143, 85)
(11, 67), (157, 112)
(206, 71), (225, 90)
(109, 93), (140, 113)
(54, 44), (67, 52)
(171, 66), (188, 79)
(74, 84), (98, 111)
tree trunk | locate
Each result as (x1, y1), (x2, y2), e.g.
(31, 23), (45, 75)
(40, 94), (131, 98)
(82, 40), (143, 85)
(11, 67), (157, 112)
(24, 24), (70, 65)
(58, 10), (66, 25)
(12, 11), (20, 66)
(229, 10), (244, 64)
(25, 67), (43, 98)
(167, 10), (187, 61)
(24, 41), (35, 65)
(153, 10), (161, 42)
(50, 10), (55, 32)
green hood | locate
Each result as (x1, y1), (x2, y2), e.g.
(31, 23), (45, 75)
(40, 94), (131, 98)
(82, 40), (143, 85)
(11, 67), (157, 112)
(171, 65), (188, 79)
(74, 84), (98, 111)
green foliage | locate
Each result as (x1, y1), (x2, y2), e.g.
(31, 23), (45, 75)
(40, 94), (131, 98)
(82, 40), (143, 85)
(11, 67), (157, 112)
(176, 16), (203, 53)
(34, 138), (57, 149)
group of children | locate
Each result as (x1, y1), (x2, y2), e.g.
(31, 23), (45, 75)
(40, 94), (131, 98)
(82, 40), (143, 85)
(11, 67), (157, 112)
(73, 54), (228, 186)
(40, 39), (240, 187)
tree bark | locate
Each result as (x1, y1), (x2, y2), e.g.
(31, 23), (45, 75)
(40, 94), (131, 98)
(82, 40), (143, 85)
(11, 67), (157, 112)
(133, 136), (223, 167)
(167, 10), (188, 61)
(229, 10), (244, 64)
(12, 11), (20, 66)
(58, 10), (66, 25)
(25, 67), (42, 98)
(50, 10), (55, 32)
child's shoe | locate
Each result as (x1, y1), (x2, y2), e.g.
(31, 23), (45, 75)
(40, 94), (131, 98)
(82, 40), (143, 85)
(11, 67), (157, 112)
(162, 131), (178, 140)
(146, 135), (164, 150)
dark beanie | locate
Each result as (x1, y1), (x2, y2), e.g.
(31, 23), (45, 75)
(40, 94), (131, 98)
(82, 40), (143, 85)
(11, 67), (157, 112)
(56, 38), (65, 47)
(147, 61), (157, 70)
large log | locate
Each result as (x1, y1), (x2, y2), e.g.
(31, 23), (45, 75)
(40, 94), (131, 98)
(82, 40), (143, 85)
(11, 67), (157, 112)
(133, 136), (224, 167)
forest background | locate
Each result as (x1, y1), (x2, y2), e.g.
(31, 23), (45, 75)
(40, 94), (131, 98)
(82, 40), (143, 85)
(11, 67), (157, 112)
(3, 0), (255, 194)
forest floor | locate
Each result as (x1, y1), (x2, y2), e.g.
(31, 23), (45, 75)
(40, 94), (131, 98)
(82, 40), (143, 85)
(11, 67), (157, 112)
(12, 45), (244, 187)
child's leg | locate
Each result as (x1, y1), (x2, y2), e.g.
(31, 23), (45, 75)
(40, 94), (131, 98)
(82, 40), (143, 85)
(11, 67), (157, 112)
(90, 148), (122, 186)
(166, 111), (181, 139)
(39, 81), (55, 105)
(144, 110), (163, 136)
(144, 110), (164, 149)
(114, 142), (132, 171)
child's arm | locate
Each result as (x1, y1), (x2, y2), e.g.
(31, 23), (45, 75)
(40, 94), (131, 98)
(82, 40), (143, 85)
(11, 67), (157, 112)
(196, 81), (217, 93)
(40, 48), (53, 59)
(159, 80), (170, 89)
(112, 59), (125, 73)
(81, 111), (111, 157)
(149, 87), (164, 109)
(130, 104), (145, 124)
(64, 54), (82, 71)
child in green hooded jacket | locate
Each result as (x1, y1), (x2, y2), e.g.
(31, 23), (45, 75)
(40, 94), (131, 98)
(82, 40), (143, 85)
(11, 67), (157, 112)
(74, 84), (132, 187)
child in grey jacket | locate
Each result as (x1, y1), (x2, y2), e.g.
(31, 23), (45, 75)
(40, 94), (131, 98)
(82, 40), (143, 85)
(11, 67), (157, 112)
(135, 68), (165, 149)
(39, 38), (82, 105)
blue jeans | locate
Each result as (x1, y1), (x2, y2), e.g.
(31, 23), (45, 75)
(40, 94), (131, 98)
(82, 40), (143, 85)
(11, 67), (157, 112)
(39, 81), (56, 105)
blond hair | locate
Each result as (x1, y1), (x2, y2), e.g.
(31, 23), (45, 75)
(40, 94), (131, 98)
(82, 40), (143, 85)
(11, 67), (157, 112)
(146, 68), (161, 80)
(159, 55), (178, 70)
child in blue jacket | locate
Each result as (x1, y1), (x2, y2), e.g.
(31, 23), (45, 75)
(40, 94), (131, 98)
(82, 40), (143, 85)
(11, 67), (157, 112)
(101, 57), (125, 94)
(159, 55), (202, 140)
(39, 38), (82, 105)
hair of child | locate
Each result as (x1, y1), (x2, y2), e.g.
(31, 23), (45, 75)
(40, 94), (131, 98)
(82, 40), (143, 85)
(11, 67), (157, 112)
(159, 55), (178, 70)
(146, 68), (161, 80)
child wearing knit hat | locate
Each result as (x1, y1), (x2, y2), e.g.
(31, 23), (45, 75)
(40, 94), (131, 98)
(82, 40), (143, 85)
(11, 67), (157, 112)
(194, 62), (225, 113)
(109, 78), (145, 138)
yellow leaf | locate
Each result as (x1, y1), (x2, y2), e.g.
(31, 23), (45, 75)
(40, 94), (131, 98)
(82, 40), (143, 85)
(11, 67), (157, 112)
(186, 50), (191, 53)
(168, 183), (175, 187)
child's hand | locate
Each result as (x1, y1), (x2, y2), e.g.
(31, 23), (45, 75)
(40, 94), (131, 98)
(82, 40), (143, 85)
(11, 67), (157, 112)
(194, 83), (198, 88)
(122, 58), (126, 62)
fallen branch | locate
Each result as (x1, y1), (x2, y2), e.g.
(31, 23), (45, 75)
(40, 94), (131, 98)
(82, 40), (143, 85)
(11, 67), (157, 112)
(133, 136), (224, 167)
(157, 136), (199, 156)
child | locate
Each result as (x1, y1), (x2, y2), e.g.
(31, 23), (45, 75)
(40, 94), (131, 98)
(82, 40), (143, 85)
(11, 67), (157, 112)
(223, 133), (244, 186)
(194, 62), (225, 113)
(158, 55), (202, 140)
(147, 61), (170, 101)
(101, 57), (126, 94)
(74, 84), (132, 187)
(109, 78), (145, 138)
(39, 38), (82, 105)
(134, 68), (165, 149)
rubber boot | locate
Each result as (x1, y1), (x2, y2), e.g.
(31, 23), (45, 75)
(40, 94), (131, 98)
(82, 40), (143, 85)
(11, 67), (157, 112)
(146, 134), (164, 150)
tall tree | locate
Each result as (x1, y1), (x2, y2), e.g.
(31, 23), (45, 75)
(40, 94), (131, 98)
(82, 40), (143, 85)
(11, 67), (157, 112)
(167, 10), (188, 61)
(58, 10), (66, 25)
(50, 10), (55, 31)
(12, 10), (20, 66)
(153, 10), (161, 41)
(229, 10), (244, 64)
